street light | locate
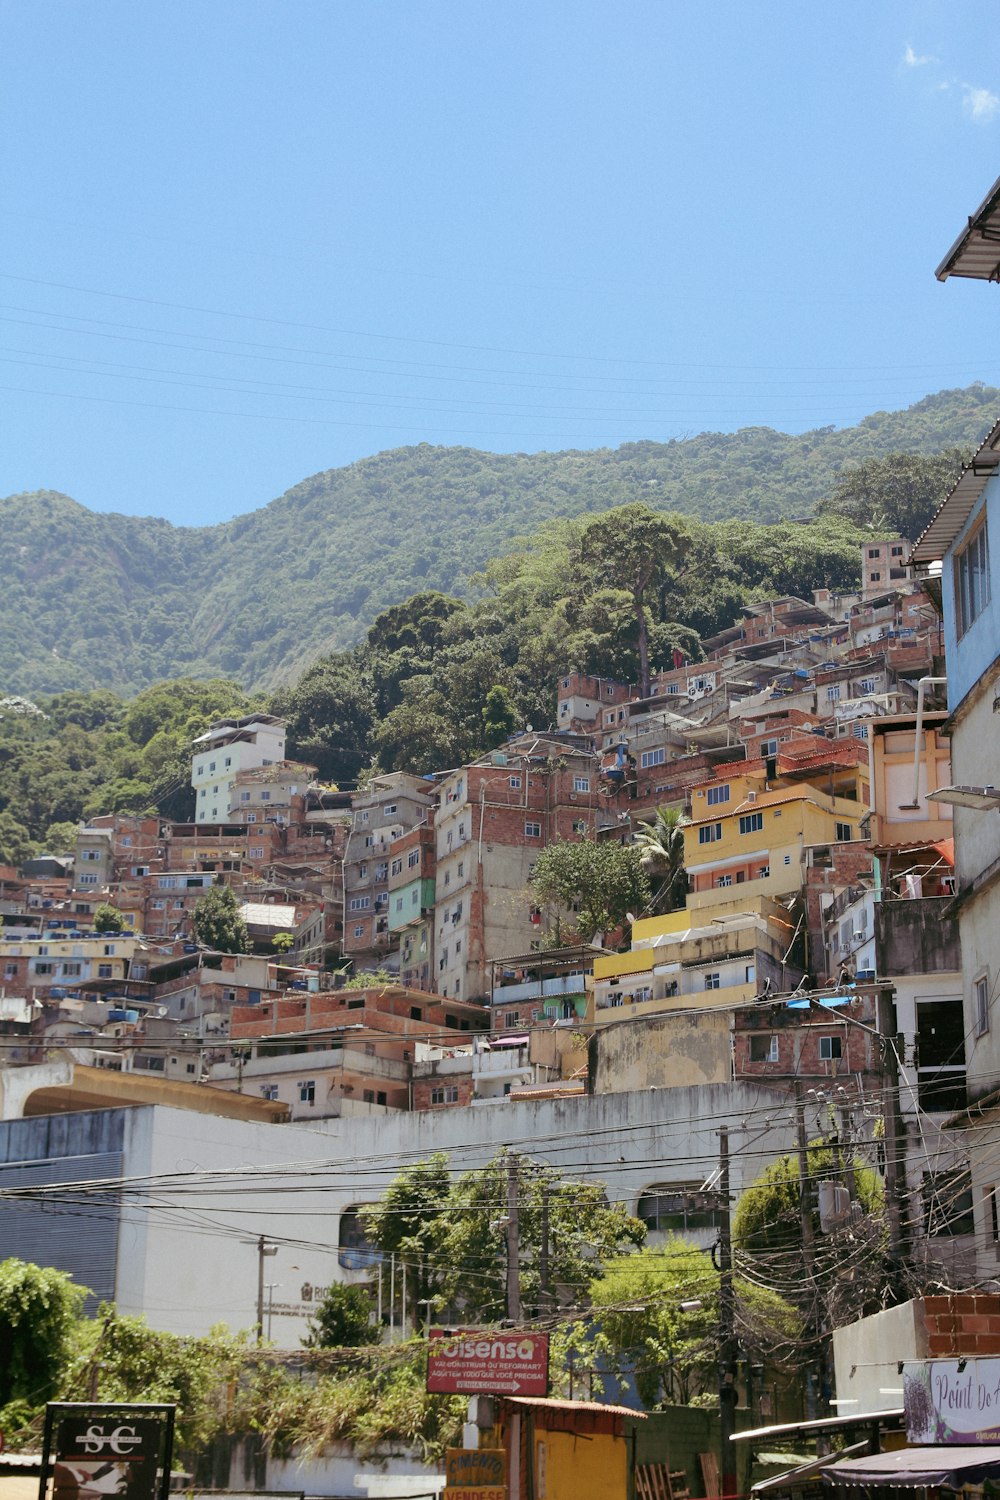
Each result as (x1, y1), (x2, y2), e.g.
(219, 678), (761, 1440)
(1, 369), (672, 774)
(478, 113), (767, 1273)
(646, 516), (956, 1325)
(927, 784), (1000, 811)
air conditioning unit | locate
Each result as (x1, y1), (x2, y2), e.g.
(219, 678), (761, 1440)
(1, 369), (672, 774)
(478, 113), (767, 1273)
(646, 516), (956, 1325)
(747, 792), (757, 803)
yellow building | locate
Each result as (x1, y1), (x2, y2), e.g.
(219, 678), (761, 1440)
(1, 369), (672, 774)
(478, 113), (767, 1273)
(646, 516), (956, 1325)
(684, 781), (864, 905)
(591, 894), (802, 1023)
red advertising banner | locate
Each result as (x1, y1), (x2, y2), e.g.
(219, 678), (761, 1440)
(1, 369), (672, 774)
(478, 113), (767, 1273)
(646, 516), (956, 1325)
(427, 1330), (549, 1396)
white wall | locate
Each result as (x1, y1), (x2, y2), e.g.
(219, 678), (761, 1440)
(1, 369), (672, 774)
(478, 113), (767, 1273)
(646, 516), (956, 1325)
(7, 1083), (798, 1342)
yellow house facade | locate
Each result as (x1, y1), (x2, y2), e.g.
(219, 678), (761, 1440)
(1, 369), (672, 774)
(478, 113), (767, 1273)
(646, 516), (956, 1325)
(591, 894), (801, 1023)
(684, 781), (865, 906)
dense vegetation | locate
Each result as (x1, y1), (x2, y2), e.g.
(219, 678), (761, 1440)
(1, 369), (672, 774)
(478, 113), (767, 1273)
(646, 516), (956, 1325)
(0, 426), (969, 869)
(0, 385), (989, 695)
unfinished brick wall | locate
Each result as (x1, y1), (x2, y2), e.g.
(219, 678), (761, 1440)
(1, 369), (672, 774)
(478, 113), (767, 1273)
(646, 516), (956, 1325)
(923, 1294), (1000, 1356)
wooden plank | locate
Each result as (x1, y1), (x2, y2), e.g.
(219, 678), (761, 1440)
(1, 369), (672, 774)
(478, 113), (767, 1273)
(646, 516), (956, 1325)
(699, 1451), (721, 1499)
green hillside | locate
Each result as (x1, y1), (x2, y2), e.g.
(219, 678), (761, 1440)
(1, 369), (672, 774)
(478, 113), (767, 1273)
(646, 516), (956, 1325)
(2, 383), (995, 696)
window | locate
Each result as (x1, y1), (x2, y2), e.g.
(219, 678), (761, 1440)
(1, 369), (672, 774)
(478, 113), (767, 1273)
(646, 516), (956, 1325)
(924, 1168), (975, 1236)
(78, 872), (98, 887)
(391, 857), (403, 876)
(431, 1085), (460, 1105)
(868, 547), (881, 560)
(745, 964), (755, 983)
(260, 790), (271, 802)
(756, 864), (770, 879)
(353, 924), (364, 938)
(246, 812), (257, 824)
(572, 819), (587, 834)
(716, 874), (732, 888)
(704, 972), (721, 990)
(525, 821), (541, 838)
(382, 803), (397, 816)
(739, 812), (763, 835)
(457, 861), (464, 877)
(34, 962), (54, 976)
(749, 1034), (780, 1063)
(298, 1080), (316, 1104)
(640, 748), (665, 768)
(835, 823), (854, 842)
(976, 973), (991, 1036)
(819, 1035), (843, 1060)
(826, 684), (842, 702)
(260, 1084), (278, 1100)
(985, 1186), (1000, 1246)
(891, 544), (904, 557)
(852, 723), (869, 740)
(98, 964), (113, 978)
(955, 519), (991, 637)
(573, 776), (590, 793)
(349, 896), (371, 911)
(698, 823), (722, 845)
(707, 784), (730, 806)
(408, 849), (419, 868)
(240, 791), (251, 803)
(248, 847), (264, 858)
(761, 738), (778, 757)
(857, 678), (877, 695)
(508, 774), (522, 789)
(637, 1185), (722, 1235)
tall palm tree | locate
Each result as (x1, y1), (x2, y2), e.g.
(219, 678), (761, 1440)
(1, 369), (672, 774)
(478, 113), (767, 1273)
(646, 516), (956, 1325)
(633, 805), (688, 916)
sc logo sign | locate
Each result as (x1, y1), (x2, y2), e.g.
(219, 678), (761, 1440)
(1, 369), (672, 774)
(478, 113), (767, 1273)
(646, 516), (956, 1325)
(78, 1426), (143, 1455)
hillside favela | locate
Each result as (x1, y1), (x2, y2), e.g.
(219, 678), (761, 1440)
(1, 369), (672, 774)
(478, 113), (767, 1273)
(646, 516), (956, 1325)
(7, 12), (1000, 1500)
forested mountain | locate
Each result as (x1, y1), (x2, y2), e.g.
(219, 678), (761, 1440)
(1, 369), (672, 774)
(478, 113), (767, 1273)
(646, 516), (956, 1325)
(1, 383), (995, 696)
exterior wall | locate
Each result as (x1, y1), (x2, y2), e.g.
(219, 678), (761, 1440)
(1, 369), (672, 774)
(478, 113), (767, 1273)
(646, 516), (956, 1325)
(589, 1009), (732, 1092)
(192, 720), (287, 824)
(869, 719), (953, 848)
(0, 1086), (797, 1338)
(942, 477), (1000, 712)
(948, 675), (1000, 1111)
(832, 1298), (927, 1414)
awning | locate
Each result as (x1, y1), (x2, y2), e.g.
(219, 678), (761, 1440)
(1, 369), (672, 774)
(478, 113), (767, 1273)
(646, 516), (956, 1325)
(823, 1445), (1000, 1488)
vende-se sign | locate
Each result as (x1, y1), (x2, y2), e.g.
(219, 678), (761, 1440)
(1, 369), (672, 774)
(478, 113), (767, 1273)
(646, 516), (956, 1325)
(427, 1330), (549, 1395)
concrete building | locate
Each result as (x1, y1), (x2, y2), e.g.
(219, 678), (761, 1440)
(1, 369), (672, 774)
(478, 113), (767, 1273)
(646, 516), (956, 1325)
(911, 412), (1000, 1282)
(434, 735), (605, 1002)
(591, 896), (803, 1022)
(191, 715), (286, 824)
(342, 773), (436, 974)
(0, 1082), (798, 1339)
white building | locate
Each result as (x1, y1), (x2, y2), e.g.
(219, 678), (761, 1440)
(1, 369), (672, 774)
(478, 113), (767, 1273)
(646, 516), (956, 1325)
(191, 716), (287, 824)
(0, 1084), (796, 1341)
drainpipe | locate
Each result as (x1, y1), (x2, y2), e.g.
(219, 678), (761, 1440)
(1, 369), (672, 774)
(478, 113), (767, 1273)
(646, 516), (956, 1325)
(899, 677), (947, 810)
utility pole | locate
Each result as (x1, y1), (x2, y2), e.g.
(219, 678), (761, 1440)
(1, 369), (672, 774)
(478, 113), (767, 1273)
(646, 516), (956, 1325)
(539, 1179), (551, 1315)
(242, 1235), (278, 1345)
(794, 1082), (818, 1419)
(718, 1127), (738, 1500)
(876, 983), (909, 1296)
(506, 1152), (521, 1323)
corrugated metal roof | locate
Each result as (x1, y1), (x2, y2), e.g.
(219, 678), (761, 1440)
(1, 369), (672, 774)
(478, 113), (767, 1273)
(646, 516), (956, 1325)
(911, 417), (1000, 563)
(937, 173), (1000, 281)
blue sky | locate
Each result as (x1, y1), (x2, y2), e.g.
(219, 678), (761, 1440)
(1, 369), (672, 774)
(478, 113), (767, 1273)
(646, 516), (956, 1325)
(2, 0), (999, 527)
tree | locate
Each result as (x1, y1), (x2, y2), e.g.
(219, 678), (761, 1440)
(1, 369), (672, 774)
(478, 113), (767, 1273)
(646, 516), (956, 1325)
(633, 807), (688, 915)
(363, 1151), (645, 1330)
(733, 1138), (890, 1340)
(529, 839), (650, 944)
(93, 903), (127, 935)
(272, 931), (295, 954)
(0, 1259), (86, 1408)
(0, 812), (36, 869)
(193, 886), (250, 954)
(816, 450), (965, 541)
(591, 1240), (799, 1409)
(270, 652), (375, 782)
(581, 505), (693, 697)
(481, 684), (518, 749)
(304, 1282), (379, 1348)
